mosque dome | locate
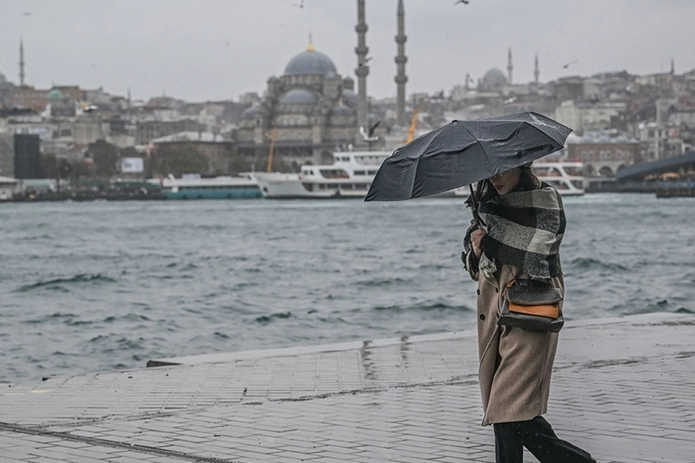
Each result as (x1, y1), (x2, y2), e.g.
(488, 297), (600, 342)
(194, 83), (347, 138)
(324, 71), (339, 80)
(481, 68), (507, 90)
(278, 88), (319, 104)
(329, 104), (353, 117)
(284, 45), (337, 76)
(240, 106), (261, 119)
(267, 75), (280, 83)
(47, 88), (65, 100)
(341, 89), (358, 105)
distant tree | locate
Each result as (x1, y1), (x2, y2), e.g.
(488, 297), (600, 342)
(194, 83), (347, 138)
(40, 153), (58, 178)
(121, 146), (139, 158)
(88, 139), (120, 178)
(227, 154), (256, 175)
(69, 160), (92, 185)
(148, 143), (209, 177)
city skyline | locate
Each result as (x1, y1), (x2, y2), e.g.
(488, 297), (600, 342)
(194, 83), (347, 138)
(1, 0), (694, 103)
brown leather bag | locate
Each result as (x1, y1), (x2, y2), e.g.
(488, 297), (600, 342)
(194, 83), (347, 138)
(498, 279), (564, 333)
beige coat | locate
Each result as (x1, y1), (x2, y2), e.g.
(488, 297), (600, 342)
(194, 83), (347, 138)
(466, 252), (563, 426)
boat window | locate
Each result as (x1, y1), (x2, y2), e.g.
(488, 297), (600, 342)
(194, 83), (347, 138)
(320, 169), (349, 179)
(367, 170), (378, 175)
(354, 170), (366, 176)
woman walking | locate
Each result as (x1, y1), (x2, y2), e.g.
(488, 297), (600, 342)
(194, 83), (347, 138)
(463, 164), (596, 463)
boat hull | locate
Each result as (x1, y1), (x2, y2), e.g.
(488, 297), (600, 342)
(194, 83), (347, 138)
(163, 189), (262, 200)
(252, 173), (371, 199)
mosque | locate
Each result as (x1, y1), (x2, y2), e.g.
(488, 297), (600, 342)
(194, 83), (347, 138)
(235, 0), (401, 168)
(235, 41), (361, 167)
(234, 0), (528, 169)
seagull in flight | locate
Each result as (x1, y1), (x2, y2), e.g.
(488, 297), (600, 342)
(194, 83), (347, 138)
(454, 0), (469, 4)
(295, 0), (304, 7)
(359, 120), (381, 143)
(562, 60), (578, 69)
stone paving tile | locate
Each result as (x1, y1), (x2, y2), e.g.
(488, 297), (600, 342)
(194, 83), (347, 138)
(0, 313), (694, 462)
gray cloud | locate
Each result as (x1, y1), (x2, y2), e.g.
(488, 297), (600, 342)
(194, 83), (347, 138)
(1, 0), (693, 102)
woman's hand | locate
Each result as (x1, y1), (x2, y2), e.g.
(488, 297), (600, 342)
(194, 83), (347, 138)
(470, 228), (487, 258)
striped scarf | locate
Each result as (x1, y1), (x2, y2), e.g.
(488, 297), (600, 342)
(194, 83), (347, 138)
(477, 184), (565, 279)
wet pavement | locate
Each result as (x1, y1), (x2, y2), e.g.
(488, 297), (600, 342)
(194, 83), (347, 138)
(1, 312), (694, 462)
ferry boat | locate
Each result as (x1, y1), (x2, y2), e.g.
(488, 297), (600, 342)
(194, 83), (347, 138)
(532, 161), (585, 196)
(251, 151), (390, 199)
(450, 161), (585, 197)
(154, 174), (262, 200)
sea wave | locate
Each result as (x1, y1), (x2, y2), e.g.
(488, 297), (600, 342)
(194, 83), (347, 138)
(16, 273), (116, 292)
(2, 195), (694, 384)
(373, 302), (472, 313)
(256, 311), (293, 324)
(356, 277), (412, 288)
(566, 257), (630, 273)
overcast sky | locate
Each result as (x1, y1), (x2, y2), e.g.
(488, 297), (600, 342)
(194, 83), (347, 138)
(1, 0), (694, 103)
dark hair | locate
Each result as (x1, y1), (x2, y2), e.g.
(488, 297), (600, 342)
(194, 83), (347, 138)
(473, 164), (541, 203)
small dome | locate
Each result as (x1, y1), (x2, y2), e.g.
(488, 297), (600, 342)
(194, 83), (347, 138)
(341, 89), (358, 104)
(267, 75), (280, 83)
(279, 88), (319, 104)
(241, 106), (261, 119)
(330, 105), (353, 116)
(284, 48), (337, 76)
(481, 68), (507, 90)
(48, 88), (65, 100)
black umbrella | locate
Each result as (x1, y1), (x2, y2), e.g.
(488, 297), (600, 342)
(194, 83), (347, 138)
(365, 112), (572, 202)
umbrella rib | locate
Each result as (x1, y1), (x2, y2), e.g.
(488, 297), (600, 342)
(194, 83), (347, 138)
(456, 121), (495, 179)
(524, 114), (572, 146)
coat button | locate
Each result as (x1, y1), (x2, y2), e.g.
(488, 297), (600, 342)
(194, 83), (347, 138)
(495, 287), (499, 293)
(476, 289), (480, 295)
(479, 314), (486, 321)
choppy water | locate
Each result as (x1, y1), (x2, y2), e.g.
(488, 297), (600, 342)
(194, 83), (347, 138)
(1, 194), (694, 383)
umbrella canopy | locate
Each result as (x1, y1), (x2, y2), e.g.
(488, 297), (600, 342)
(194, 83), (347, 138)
(365, 112), (572, 201)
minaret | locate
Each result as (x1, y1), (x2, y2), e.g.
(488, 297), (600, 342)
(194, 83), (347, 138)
(355, 0), (369, 137)
(671, 57), (675, 75)
(507, 47), (513, 85)
(395, 0), (408, 127)
(19, 39), (26, 86)
(534, 53), (540, 84)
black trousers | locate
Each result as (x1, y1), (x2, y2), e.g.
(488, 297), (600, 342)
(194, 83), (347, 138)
(493, 416), (595, 463)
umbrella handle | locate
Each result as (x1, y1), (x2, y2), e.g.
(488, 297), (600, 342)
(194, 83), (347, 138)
(468, 184), (486, 227)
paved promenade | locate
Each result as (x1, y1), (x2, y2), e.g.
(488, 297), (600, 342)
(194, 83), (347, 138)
(1, 312), (694, 463)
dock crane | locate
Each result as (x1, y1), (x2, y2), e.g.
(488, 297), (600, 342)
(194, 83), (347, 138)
(405, 108), (421, 144)
(266, 128), (277, 172)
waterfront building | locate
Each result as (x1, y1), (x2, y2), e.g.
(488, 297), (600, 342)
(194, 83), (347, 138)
(566, 131), (641, 177)
(554, 100), (627, 135)
(235, 40), (363, 168)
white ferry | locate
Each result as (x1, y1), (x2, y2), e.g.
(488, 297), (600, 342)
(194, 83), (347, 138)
(450, 161), (585, 197)
(251, 151), (390, 199)
(153, 174), (262, 200)
(533, 161), (585, 196)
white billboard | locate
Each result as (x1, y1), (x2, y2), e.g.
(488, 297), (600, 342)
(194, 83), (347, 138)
(120, 157), (144, 173)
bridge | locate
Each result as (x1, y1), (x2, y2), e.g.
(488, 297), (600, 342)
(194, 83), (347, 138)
(616, 151), (695, 181)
